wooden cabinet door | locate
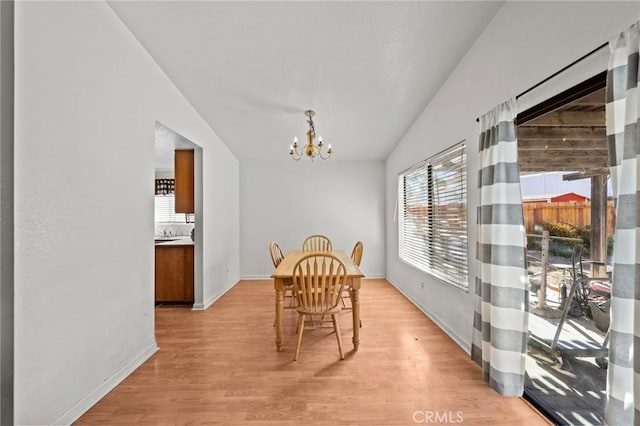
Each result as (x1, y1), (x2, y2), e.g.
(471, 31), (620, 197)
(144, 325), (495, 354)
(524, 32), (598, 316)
(174, 149), (194, 213)
(155, 246), (194, 303)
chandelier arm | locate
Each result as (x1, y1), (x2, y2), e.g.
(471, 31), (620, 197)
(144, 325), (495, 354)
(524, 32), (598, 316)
(290, 146), (302, 160)
(319, 148), (331, 160)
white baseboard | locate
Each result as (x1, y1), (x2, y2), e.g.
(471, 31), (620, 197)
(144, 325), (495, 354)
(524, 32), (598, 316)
(386, 276), (471, 354)
(53, 342), (159, 425)
(240, 274), (270, 280)
(193, 278), (239, 311)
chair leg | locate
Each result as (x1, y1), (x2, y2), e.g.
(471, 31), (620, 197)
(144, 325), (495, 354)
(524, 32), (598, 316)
(294, 314), (305, 361)
(289, 288), (298, 307)
(331, 314), (344, 360)
(342, 289), (353, 310)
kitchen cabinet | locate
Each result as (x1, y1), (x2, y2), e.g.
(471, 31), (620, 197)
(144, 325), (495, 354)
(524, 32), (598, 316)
(174, 149), (194, 213)
(155, 245), (194, 303)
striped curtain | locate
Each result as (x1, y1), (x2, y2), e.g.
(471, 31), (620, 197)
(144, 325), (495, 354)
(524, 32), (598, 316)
(471, 98), (528, 396)
(605, 22), (640, 426)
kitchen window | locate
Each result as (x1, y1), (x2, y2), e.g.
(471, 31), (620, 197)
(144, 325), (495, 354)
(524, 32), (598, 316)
(398, 142), (468, 289)
(154, 195), (188, 223)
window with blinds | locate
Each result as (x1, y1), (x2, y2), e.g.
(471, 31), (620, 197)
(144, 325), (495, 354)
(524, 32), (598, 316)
(155, 195), (188, 223)
(398, 142), (468, 289)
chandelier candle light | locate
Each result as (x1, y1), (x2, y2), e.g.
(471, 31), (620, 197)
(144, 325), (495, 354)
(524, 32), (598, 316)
(289, 110), (332, 161)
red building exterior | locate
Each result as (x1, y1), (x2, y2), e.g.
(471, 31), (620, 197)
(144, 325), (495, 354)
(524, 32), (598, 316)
(522, 192), (589, 203)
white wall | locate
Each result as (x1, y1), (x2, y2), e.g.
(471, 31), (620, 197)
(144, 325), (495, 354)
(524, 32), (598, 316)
(385, 1), (639, 351)
(240, 159), (385, 278)
(14, 2), (239, 424)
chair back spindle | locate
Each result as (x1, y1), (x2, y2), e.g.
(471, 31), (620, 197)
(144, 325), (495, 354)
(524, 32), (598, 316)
(302, 234), (333, 252)
(294, 254), (346, 312)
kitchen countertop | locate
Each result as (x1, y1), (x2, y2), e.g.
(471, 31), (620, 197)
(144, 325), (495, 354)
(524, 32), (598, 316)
(154, 236), (194, 246)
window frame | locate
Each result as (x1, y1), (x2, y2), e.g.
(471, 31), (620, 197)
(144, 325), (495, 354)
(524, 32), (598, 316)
(397, 141), (468, 290)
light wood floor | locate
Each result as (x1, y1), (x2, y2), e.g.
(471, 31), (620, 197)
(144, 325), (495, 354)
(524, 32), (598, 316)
(76, 279), (550, 425)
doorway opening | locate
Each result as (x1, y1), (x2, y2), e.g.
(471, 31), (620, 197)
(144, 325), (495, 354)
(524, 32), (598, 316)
(154, 122), (204, 310)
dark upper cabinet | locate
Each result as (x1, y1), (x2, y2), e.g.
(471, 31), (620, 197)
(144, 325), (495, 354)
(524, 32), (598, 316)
(174, 149), (194, 213)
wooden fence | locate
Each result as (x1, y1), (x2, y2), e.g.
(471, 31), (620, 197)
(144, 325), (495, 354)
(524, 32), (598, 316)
(523, 201), (615, 236)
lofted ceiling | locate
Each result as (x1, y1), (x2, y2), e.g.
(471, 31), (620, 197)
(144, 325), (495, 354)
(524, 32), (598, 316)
(155, 122), (199, 171)
(108, 1), (503, 162)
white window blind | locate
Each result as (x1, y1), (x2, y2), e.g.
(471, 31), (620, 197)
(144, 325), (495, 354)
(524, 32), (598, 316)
(155, 195), (187, 223)
(398, 142), (468, 289)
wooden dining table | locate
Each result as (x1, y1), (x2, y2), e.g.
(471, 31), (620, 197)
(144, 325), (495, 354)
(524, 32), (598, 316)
(271, 250), (365, 352)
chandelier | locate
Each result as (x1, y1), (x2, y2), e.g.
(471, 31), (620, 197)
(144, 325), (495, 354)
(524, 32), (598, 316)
(289, 110), (332, 161)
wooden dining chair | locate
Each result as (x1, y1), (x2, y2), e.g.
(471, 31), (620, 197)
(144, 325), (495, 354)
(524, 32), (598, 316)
(342, 241), (363, 327)
(292, 253), (347, 361)
(351, 241), (363, 267)
(269, 242), (296, 314)
(302, 234), (333, 252)
(269, 241), (285, 268)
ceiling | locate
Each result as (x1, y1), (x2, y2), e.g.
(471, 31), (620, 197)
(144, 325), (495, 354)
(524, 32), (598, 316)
(518, 87), (607, 173)
(155, 122), (199, 170)
(108, 1), (503, 162)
